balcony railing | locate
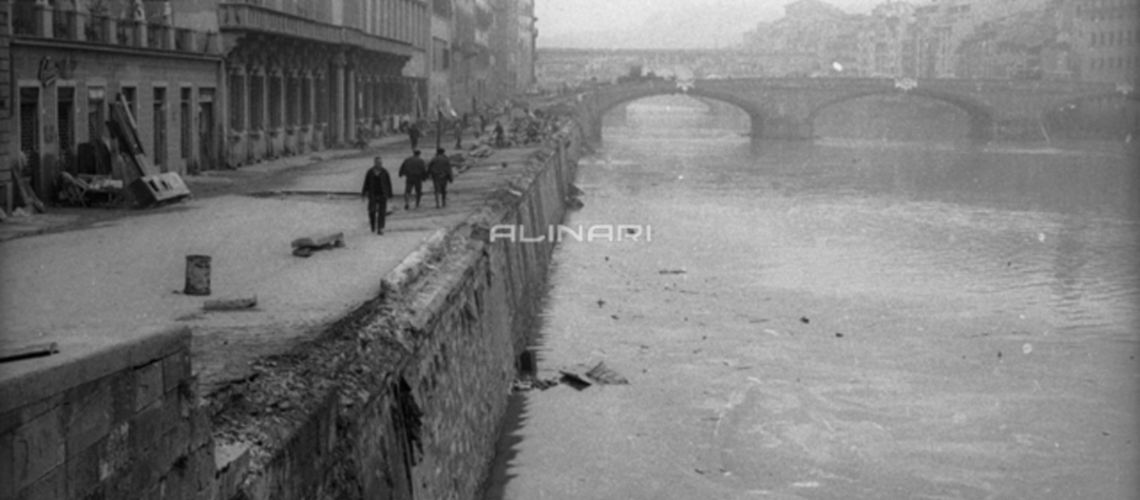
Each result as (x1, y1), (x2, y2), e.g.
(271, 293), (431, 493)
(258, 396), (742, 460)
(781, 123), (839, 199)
(11, 5), (221, 56)
(219, 2), (415, 57)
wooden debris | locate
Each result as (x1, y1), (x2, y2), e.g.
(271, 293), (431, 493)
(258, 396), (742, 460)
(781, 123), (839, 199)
(203, 296), (258, 311)
(0, 342), (59, 363)
(558, 364), (594, 390)
(291, 232), (345, 257)
(586, 361), (629, 385)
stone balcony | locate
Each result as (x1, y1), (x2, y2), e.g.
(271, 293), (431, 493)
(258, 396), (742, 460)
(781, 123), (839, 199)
(218, 2), (415, 57)
(11, 3), (222, 55)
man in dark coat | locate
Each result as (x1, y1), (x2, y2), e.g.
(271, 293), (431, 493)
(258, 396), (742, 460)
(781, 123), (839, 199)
(427, 148), (454, 208)
(361, 156), (394, 234)
(408, 122), (421, 150)
(398, 149), (428, 210)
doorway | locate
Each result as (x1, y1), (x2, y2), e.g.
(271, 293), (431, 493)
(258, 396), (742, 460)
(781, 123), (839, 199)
(198, 89), (215, 171)
(18, 86), (40, 196)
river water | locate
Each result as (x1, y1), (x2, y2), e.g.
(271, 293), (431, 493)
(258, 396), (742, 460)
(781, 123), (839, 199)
(486, 98), (1139, 499)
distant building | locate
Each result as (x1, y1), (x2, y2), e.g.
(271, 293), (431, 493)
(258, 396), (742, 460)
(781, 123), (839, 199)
(955, 3), (1067, 80)
(744, 0), (856, 75)
(1067, 0), (1139, 84)
(858, 1), (919, 77)
(489, 0), (538, 98)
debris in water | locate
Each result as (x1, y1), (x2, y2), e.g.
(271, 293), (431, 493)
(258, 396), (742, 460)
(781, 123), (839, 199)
(1022, 343), (1033, 355)
(800, 316), (810, 324)
(659, 269), (687, 275)
(998, 351), (1003, 359)
(597, 299), (606, 308)
(835, 332), (844, 338)
(611, 314), (619, 320)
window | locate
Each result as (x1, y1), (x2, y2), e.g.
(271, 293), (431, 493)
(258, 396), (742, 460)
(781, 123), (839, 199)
(87, 86), (106, 142)
(57, 86), (75, 158)
(433, 37), (450, 71)
(153, 87), (167, 168)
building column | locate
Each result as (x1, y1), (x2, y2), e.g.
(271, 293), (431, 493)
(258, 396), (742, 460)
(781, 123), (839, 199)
(346, 65), (357, 143)
(372, 79), (383, 124)
(333, 54), (346, 145)
(306, 72), (316, 139)
(274, 68), (286, 156)
(258, 68), (270, 136)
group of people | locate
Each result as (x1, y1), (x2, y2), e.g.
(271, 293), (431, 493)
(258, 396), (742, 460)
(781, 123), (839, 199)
(360, 147), (454, 235)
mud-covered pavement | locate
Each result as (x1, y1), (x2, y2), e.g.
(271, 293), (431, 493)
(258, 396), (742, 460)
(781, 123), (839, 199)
(486, 116), (1139, 498)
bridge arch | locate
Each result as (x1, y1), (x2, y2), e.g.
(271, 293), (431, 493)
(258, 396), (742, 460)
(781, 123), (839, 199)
(805, 87), (995, 141)
(585, 82), (766, 142)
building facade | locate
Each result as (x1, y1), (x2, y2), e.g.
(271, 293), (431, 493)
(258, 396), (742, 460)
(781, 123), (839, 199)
(2, 2), (14, 213)
(215, 0), (429, 167)
(1068, 0), (1140, 84)
(0, 0), (538, 208)
(6, 0), (224, 203)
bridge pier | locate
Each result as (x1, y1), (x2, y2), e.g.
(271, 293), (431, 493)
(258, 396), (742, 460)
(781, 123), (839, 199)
(756, 115), (814, 141)
(991, 117), (1048, 143)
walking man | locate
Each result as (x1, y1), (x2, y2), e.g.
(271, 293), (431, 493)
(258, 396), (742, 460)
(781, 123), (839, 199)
(398, 149), (428, 210)
(408, 122), (421, 150)
(362, 156), (393, 234)
(428, 148), (454, 208)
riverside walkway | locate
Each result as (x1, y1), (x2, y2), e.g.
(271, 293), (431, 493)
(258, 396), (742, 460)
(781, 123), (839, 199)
(0, 133), (540, 394)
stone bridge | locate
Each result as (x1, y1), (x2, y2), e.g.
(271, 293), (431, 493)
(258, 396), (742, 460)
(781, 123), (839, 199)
(569, 77), (1136, 143)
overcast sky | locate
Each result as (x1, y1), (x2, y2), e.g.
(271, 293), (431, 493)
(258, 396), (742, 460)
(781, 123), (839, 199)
(535, 0), (889, 49)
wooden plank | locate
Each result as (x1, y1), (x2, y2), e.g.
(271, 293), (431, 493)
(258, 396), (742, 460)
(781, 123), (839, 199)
(0, 342), (60, 363)
(291, 232), (345, 250)
(203, 296), (258, 311)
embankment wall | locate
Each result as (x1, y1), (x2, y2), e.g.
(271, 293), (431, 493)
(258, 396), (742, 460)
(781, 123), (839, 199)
(208, 125), (584, 500)
(0, 121), (583, 500)
(0, 326), (214, 500)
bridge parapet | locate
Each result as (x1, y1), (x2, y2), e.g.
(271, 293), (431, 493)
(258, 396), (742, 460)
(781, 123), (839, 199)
(568, 77), (1131, 144)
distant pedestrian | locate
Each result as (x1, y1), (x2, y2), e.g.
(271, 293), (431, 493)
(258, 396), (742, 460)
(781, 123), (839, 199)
(493, 121), (505, 148)
(427, 148), (454, 208)
(454, 114), (466, 149)
(398, 149), (428, 210)
(361, 156), (393, 234)
(408, 122), (421, 150)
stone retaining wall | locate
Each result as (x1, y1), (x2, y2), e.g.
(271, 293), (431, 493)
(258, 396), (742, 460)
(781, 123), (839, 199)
(209, 124), (583, 500)
(0, 326), (214, 500)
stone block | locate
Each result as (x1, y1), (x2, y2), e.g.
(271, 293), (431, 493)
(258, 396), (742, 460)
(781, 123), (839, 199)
(64, 379), (113, 459)
(129, 400), (172, 458)
(109, 370), (137, 424)
(15, 464), (64, 500)
(135, 361), (164, 412)
(65, 434), (103, 499)
(163, 351), (191, 393)
(4, 406), (64, 492)
(0, 432), (12, 499)
(100, 422), (131, 482)
(0, 393), (63, 436)
(190, 445), (217, 500)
